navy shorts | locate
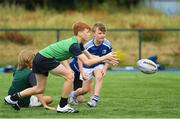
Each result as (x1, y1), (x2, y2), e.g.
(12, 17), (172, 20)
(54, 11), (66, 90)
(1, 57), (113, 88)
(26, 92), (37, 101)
(73, 71), (82, 90)
(70, 63), (82, 90)
(32, 53), (60, 76)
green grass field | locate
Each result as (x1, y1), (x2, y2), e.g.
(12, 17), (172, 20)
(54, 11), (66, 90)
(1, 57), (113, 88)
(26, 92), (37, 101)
(0, 71), (180, 118)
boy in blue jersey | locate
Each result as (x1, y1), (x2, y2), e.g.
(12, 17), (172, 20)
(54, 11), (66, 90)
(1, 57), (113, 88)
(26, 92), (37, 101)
(69, 23), (112, 107)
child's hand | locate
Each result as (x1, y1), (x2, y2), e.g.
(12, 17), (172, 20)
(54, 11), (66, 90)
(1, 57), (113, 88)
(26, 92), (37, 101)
(105, 52), (119, 65)
(44, 105), (55, 110)
(103, 59), (119, 65)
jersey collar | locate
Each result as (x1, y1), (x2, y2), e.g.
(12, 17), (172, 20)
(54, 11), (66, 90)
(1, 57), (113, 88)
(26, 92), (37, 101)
(93, 38), (104, 46)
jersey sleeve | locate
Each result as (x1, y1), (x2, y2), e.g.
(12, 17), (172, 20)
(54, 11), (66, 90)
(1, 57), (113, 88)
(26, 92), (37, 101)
(27, 72), (37, 86)
(69, 43), (83, 56)
(105, 39), (112, 53)
(108, 46), (112, 53)
(79, 43), (85, 51)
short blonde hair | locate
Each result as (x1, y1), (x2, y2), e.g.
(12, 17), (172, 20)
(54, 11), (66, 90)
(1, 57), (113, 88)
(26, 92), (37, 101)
(72, 22), (91, 36)
(92, 23), (106, 33)
(18, 49), (35, 69)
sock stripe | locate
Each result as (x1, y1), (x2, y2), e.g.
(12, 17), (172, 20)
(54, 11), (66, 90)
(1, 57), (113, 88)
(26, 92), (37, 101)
(17, 93), (21, 98)
(92, 95), (99, 102)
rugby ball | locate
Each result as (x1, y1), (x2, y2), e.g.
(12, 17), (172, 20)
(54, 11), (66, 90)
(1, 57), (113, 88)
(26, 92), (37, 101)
(137, 59), (158, 74)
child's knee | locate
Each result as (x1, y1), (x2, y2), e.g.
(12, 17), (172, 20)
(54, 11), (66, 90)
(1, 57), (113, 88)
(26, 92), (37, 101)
(96, 76), (103, 81)
(64, 71), (74, 82)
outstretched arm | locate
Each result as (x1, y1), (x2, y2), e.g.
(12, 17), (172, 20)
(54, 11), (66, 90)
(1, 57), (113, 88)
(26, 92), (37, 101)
(69, 43), (118, 66)
(83, 50), (118, 65)
(78, 52), (118, 66)
(83, 50), (99, 59)
(36, 94), (55, 110)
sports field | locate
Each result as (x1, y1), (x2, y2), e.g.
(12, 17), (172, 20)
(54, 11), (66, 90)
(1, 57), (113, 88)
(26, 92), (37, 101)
(0, 71), (180, 118)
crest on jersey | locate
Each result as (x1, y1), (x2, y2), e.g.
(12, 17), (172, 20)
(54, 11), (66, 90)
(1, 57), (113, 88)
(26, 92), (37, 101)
(102, 50), (107, 54)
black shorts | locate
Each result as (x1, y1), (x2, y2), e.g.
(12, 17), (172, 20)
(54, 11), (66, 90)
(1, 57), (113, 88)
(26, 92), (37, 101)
(73, 71), (82, 90)
(32, 53), (60, 76)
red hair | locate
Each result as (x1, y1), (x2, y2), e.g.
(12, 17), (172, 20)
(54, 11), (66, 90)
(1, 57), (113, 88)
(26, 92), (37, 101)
(72, 22), (91, 35)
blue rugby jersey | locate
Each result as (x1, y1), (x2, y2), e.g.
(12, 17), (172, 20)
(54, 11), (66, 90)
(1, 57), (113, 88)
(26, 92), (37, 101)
(84, 38), (112, 68)
(70, 38), (112, 70)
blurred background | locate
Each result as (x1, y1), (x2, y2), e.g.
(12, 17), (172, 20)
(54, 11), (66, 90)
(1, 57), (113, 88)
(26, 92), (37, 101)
(0, 0), (179, 70)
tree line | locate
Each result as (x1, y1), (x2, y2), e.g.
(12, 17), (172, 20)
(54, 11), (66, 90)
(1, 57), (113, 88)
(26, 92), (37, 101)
(0, 0), (140, 11)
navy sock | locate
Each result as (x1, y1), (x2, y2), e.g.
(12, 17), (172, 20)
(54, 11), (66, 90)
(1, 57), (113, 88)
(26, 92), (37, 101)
(59, 97), (68, 108)
(10, 93), (21, 101)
